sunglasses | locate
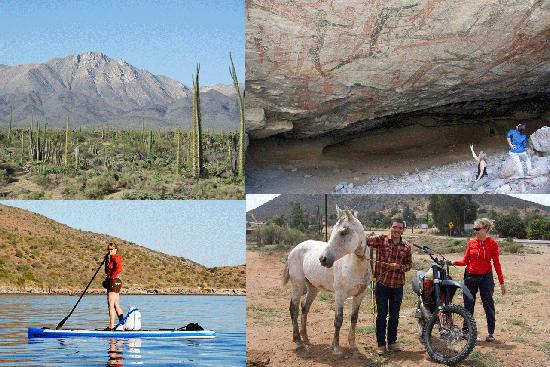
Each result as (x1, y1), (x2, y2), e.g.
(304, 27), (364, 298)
(473, 227), (485, 231)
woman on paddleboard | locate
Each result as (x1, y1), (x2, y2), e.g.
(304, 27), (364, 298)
(104, 242), (124, 330)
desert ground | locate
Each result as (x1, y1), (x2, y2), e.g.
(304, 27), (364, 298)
(247, 242), (550, 367)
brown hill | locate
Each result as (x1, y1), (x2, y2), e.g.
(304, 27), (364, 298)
(0, 204), (245, 294)
(247, 194), (549, 222)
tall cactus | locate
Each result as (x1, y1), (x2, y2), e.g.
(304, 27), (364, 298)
(175, 127), (181, 174)
(229, 52), (245, 178)
(8, 106), (13, 144)
(191, 64), (203, 178)
(64, 116), (70, 166)
(148, 130), (153, 155)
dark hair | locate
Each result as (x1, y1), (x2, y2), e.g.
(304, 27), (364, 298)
(517, 123), (526, 133)
(390, 218), (405, 227)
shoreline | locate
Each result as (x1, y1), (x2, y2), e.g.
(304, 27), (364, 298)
(0, 287), (246, 296)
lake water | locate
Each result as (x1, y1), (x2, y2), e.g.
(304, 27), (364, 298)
(0, 295), (245, 366)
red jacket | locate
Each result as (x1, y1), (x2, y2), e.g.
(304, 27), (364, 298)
(105, 254), (123, 279)
(453, 237), (504, 284)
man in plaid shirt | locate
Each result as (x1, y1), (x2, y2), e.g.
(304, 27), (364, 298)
(367, 218), (412, 355)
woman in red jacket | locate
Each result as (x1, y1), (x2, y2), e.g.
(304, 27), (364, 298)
(104, 242), (124, 330)
(451, 218), (506, 342)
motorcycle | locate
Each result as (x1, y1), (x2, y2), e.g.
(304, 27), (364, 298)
(411, 244), (477, 365)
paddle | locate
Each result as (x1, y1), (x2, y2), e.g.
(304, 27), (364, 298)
(55, 254), (107, 330)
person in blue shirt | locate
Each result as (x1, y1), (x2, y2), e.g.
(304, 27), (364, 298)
(506, 124), (532, 178)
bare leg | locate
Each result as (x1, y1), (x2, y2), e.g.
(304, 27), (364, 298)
(107, 292), (117, 328)
(332, 293), (345, 357)
(114, 293), (123, 316)
(349, 292), (366, 352)
(289, 280), (304, 348)
(300, 282), (319, 345)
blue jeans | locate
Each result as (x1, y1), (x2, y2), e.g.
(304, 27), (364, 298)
(375, 282), (404, 347)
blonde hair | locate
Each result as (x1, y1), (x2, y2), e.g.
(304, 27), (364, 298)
(474, 218), (494, 231)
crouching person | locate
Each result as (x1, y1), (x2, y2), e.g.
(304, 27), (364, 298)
(367, 218), (412, 355)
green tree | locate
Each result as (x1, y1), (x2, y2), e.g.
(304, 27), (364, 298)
(527, 218), (550, 240)
(494, 210), (527, 238)
(288, 202), (308, 231)
(428, 195), (478, 235)
(402, 204), (417, 227)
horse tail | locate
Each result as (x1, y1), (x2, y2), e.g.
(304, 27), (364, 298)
(282, 262), (290, 286)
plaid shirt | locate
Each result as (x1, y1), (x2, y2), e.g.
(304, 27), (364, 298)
(367, 235), (412, 288)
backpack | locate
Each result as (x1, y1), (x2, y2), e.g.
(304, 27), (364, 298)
(123, 307), (142, 331)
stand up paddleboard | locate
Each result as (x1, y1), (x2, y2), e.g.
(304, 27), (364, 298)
(28, 327), (216, 339)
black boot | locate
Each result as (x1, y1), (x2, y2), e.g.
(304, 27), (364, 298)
(118, 314), (124, 322)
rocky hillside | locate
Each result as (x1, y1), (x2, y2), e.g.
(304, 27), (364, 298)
(0, 52), (240, 130)
(0, 204), (245, 293)
(247, 194), (549, 222)
(245, 0), (550, 138)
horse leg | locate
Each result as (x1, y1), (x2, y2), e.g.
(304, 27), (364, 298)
(348, 291), (366, 353)
(289, 280), (304, 348)
(300, 281), (318, 345)
(332, 293), (345, 357)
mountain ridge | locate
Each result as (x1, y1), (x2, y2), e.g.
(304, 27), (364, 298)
(0, 52), (240, 130)
(247, 195), (550, 223)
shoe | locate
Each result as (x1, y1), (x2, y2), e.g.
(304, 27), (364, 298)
(103, 327), (113, 331)
(388, 342), (401, 352)
(485, 334), (495, 342)
(376, 345), (385, 355)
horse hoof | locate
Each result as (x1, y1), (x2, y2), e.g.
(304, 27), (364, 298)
(349, 346), (358, 354)
(333, 350), (344, 359)
(296, 344), (306, 352)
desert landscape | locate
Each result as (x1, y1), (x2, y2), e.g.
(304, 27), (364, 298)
(0, 52), (245, 199)
(247, 240), (550, 367)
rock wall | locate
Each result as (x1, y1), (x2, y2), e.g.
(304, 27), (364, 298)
(245, 0), (550, 139)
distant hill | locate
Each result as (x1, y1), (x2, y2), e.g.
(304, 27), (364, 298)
(247, 195), (549, 222)
(0, 204), (245, 293)
(0, 52), (240, 130)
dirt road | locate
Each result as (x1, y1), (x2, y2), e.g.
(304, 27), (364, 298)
(247, 245), (550, 367)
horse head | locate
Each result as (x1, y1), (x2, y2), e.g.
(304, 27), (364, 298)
(319, 205), (366, 268)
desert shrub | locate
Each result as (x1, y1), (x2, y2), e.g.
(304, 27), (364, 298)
(15, 249), (23, 258)
(500, 240), (524, 254)
(256, 224), (308, 247)
(527, 218), (550, 240)
(84, 174), (115, 199)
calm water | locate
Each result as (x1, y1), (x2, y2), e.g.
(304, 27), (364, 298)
(0, 295), (245, 366)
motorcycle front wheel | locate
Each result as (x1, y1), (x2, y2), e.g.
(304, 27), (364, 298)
(423, 304), (477, 365)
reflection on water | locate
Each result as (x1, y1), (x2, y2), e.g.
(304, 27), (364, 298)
(107, 338), (124, 366)
(0, 295), (245, 366)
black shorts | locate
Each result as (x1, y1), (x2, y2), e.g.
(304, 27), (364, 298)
(103, 278), (122, 293)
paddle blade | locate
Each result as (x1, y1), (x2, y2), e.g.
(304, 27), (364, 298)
(56, 317), (68, 330)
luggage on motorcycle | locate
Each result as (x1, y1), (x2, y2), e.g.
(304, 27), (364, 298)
(412, 271), (425, 295)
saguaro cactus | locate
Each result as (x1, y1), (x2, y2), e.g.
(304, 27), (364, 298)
(191, 64), (203, 178)
(8, 106), (13, 144)
(175, 128), (181, 174)
(229, 53), (245, 178)
(64, 116), (69, 166)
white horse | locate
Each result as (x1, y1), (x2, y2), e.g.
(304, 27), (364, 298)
(282, 206), (371, 357)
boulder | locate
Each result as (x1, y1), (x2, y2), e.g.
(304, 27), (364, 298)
(499, 158), (518, 179)
(246, 0), (550, 139)
(495, 184), (512, 194)
(530, 126), (550, 154)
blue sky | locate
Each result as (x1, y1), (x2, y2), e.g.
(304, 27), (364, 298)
(0, 0), (244, 85)
(0, 200), (245, 267)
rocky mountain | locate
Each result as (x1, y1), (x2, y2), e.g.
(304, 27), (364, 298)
(0, 204), (245, 293)
(246, 195), (549, 222)
(0, 52), (240, 130)
(245, 0), (550, 138)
